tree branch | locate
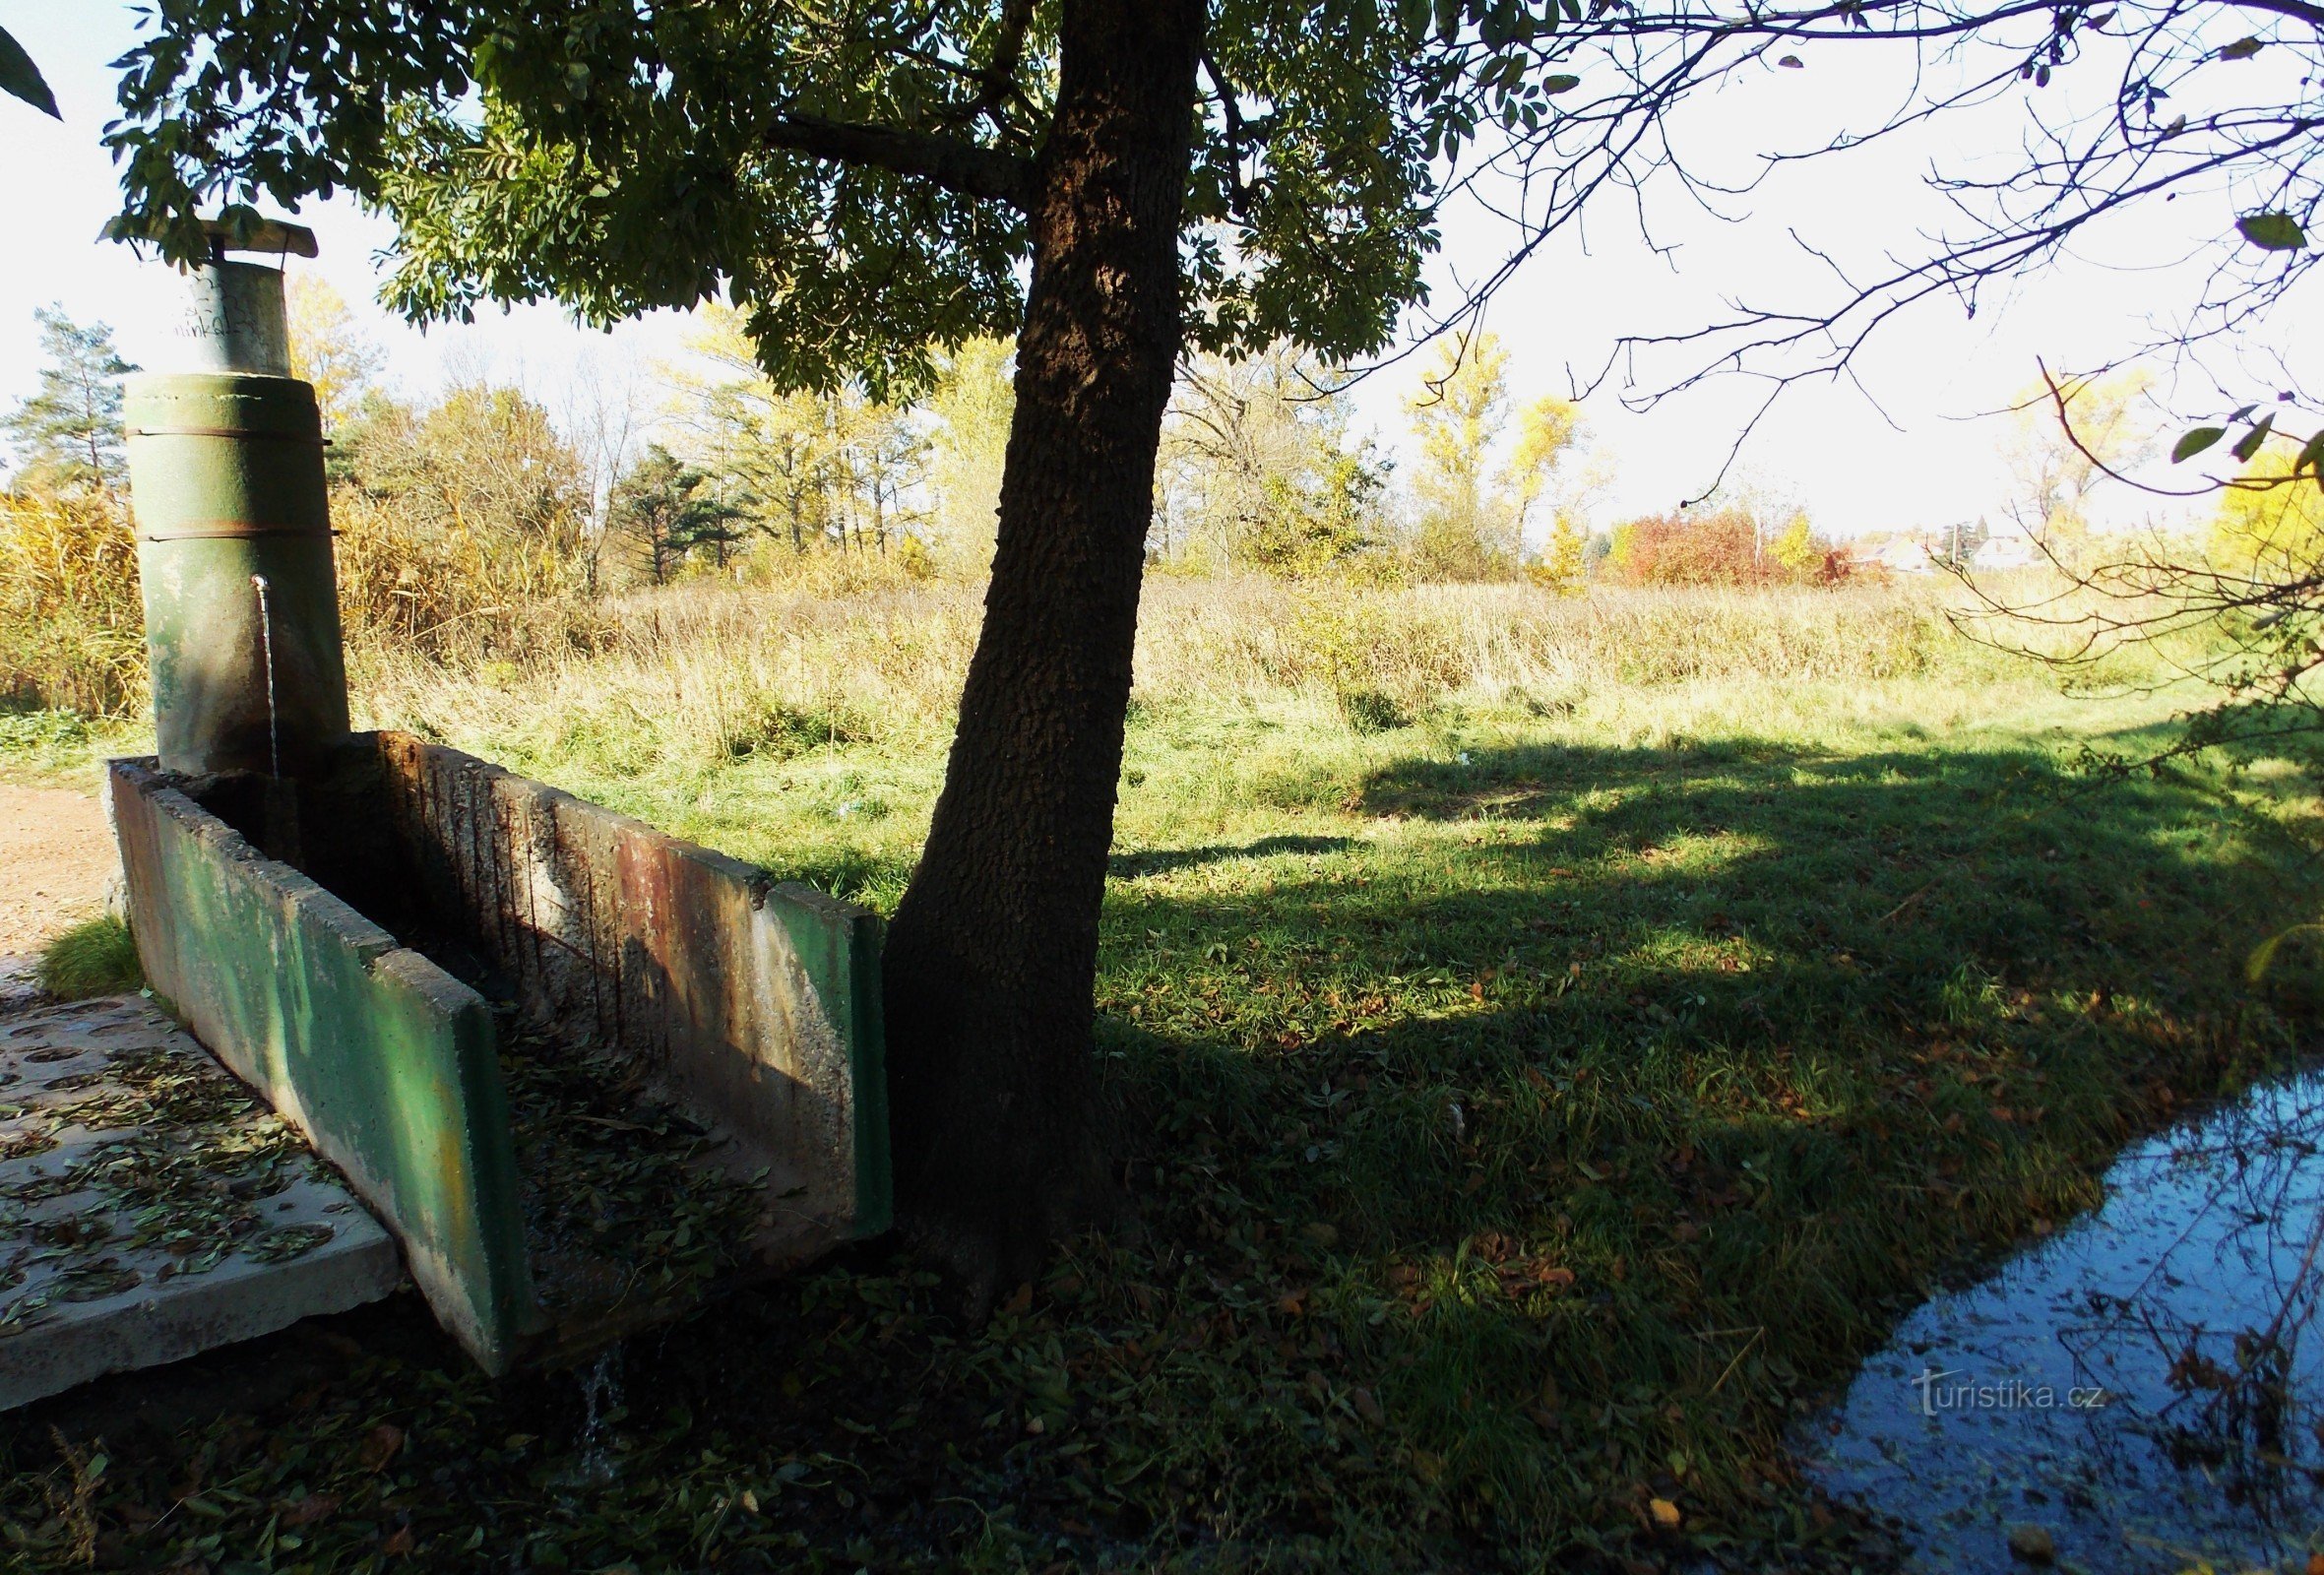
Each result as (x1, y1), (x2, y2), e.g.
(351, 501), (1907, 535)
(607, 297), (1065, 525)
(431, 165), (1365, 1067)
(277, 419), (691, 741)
(2230, 0), (2324, 30)
(1203, 52), (1255, 220)
(973, 0), (1038, 128)
(2036, 358), (2221, 498)
(763, 111), (1035, 211)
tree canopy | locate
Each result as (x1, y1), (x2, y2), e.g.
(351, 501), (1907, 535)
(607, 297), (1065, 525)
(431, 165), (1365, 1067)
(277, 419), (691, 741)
(104, 2), (1464, 399)
(101, 1), (2324, 434)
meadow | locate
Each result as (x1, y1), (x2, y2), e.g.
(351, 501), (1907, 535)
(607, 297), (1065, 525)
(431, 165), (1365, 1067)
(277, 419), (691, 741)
(5, 574), (2320, 1571)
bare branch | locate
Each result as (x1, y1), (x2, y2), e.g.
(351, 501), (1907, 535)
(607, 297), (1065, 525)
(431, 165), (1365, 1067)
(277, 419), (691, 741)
(2037, 358), (2221, 498)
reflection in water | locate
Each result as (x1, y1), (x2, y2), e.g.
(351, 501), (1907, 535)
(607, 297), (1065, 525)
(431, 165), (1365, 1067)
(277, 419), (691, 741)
(1802, 1073), (2324, 1572)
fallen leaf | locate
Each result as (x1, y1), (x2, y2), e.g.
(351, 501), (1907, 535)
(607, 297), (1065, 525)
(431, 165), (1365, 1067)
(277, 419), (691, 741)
(380, 1525), (414, 1556)
(2006, 1522), (2054, 1563)
(279, 1492), (341, 1527)
(358, 1424), (404, 1473)
(1001, 1282), (1034, 1315)
(1650, 1497), (1682, 1530)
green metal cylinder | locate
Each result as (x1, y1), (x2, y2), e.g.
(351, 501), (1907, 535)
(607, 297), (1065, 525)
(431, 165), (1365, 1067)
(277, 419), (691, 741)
(126, 372), (350, 777)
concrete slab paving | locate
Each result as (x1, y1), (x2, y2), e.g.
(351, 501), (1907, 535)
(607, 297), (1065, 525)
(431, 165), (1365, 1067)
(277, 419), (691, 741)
(0, 994), (403, 1411)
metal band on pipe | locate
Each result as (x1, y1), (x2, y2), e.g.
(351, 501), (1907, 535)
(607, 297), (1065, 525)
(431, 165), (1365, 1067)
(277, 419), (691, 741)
(138, 524), (338, 541)
(133, 426), (329, 446)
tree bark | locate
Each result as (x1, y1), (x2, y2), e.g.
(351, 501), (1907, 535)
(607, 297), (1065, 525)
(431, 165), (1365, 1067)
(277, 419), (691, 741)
(880, 0), (1205, 1304)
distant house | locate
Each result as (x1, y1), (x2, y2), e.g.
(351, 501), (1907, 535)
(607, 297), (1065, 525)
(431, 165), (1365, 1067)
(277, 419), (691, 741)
(1971, 534), (2041, 571)
(1872, 537), (1934, 573)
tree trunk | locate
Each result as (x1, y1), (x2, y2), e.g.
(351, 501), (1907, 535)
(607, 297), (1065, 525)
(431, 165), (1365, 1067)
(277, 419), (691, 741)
(880, 0), (1203, 1303)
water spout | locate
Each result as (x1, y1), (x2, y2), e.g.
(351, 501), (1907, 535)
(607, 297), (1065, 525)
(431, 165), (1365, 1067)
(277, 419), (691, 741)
(250, 574), (279, 778)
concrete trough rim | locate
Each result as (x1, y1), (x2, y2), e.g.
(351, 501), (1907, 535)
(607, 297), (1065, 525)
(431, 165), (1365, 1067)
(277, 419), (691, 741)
(107, 737), (890, 1376)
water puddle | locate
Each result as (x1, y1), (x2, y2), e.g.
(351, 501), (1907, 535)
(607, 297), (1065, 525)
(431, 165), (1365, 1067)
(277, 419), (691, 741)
(1801, 1072), (2324, 1572)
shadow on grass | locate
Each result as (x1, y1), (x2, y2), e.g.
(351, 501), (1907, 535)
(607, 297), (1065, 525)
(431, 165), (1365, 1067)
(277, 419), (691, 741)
(7, 733), (2317, 1573)
(1108, 834), (1357, 880)
(1079, 735), (2321, 1553)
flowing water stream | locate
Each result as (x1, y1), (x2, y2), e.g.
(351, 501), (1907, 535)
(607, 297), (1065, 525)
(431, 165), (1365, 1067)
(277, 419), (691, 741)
(250, 574), (279, 779)
(1800, 1071), (2324, 1572)
(560, 1344), (627, 1489)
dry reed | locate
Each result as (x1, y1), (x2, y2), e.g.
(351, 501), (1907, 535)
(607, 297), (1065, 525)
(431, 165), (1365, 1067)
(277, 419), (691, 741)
(352, 576), (2051, 769)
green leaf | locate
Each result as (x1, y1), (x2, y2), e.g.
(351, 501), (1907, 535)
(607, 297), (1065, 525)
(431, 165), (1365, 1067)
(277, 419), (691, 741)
(0, 26), (60, 118)
(2295, 428), (2324, 476)
(2170, 426), (2227, 463)
(2231, 413), (2276, 463)
(1543, 73), (1582, 94)
(2217, 35), (2263, 59)
(2236, 212), (2308, 251)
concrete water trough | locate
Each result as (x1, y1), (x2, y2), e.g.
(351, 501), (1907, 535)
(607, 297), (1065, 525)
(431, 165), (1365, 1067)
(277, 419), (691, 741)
(108, 736), (890, 1374)
(63, 217), (891, 1382)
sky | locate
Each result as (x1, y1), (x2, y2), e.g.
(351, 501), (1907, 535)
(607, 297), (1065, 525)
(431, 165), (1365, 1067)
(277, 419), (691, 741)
(2, 1), (2308, 539)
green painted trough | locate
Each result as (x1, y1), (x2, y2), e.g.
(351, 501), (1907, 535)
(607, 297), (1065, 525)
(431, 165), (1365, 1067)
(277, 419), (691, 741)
(100, 219), (886, 1377)
(109, 735), (890, 1372)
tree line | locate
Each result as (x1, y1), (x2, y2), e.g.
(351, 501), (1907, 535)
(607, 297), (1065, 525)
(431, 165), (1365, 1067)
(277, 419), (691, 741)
(2, 286), (1855, 630)
(9, 291), (2313, 716)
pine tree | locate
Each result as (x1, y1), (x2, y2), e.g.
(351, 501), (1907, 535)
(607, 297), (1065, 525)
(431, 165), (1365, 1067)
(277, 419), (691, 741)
(5, 308), (137, 494)
(607, 446), (748, 586)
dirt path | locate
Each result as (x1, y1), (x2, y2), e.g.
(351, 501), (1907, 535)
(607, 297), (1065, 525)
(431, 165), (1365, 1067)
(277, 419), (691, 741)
(0, 785), (116, 958)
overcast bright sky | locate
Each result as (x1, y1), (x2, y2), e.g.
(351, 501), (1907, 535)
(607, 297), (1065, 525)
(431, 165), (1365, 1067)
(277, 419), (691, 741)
(3, 1), (2309, 537)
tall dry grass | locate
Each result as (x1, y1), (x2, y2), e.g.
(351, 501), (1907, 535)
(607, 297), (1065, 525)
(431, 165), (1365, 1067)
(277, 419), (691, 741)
(354, 574), (2064, 771)
(0, 488), (144, 717)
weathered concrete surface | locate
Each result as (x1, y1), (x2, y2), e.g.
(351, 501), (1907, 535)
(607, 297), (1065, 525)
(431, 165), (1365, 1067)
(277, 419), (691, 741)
(0, 994), (401, 1411)
(0, 960), (38, 1019)
(108, 761), (534, 1372)
(377, 734), (891, 1254)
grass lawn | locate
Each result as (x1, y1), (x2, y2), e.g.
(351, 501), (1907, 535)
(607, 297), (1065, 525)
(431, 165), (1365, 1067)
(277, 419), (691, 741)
(5, 607), (2319, 1571)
